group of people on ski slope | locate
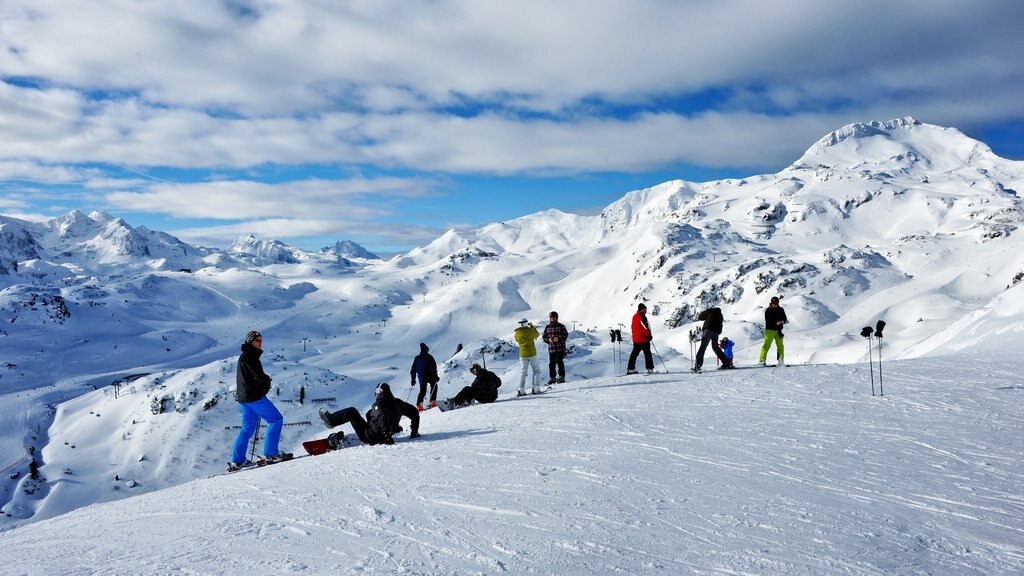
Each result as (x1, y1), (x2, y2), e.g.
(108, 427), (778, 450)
(623, 298), (787, 374)
(229, 300), (784, 470)
(228, 311), (570, 470)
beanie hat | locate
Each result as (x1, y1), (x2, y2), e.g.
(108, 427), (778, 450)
(245, 330), (262, 344)
(470, 363), (482, 374)
(637, 303), (647, 311)
(374, 382), (391, 396)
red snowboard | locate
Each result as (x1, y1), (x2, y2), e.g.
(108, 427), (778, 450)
(302, 439), (333, 455)
(303, 432), (345, 456)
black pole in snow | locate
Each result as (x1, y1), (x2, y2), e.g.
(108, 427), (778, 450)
(877, 337), (884, 397)
(860, 326), (875, 396)
(875, 320), (886, 397)
(868, 340), (875, 396)
(249, 419), (262, 461)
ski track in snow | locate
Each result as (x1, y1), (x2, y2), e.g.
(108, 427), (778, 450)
(1, 356), (1023, 575)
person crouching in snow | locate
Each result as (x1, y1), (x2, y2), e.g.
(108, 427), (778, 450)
(719, 337), (735, 366)
(319, 383), (420, 444)
(440, 363), (502, 410)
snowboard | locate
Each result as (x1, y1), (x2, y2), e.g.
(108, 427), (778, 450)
(222, 452), (298, 475)
(302, 432), (347, 455)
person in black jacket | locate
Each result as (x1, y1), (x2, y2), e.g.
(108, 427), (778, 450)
(759, 296), (788, 365)
(410, 343), (440, 410)
(230, 331), (289, 470)
(318, 383), (420, 444)
(441, 363), (502, 409)
(693, 307), (732, 373)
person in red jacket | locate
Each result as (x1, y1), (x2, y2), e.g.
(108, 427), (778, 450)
(626, 303), (654, 375)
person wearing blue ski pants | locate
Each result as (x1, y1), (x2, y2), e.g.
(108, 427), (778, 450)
(232, 397), (284, 463)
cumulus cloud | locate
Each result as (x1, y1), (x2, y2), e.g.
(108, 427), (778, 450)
(1, 0), (1021, 250)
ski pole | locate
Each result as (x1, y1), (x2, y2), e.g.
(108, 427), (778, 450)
(868, 340), (875, 396)
(860, 326), (874, 396)
(650, 341), (670, 373)
(877, 336), (884, 397)
(875, 320), (886, 397)
(249, 419), (262, 461)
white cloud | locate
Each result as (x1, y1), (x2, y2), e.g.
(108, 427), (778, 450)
(105, 177), (437, 220)
(1, 0), (1022, 253)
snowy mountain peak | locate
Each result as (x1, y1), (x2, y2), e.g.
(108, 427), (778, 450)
(794, 116), (997, 173)
(321, 240), (379, 260)
(54, 209), (98, 239)
(228, 234), (300, 264)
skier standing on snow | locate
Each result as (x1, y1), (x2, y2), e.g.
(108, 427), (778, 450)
(514, 318), (543, 396)
(440, 363), (502, 409)
(410, 342), (440, 410)
(692, 307), (732, 373)
(626, 303), (654, 375)
(759, 296), (787, 366)
(230, 331), (291, 471)
(542, 311), (569, 384)
(319, 382), (420, 444)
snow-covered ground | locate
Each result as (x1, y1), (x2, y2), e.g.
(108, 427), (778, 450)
(2, 355), (1023, 575)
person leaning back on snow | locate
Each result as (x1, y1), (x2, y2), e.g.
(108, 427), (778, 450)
(441, 363), (502, 409)
(319, 382), (420, 444)
(410, 342), (440, 410)
(626, 303), (654, 375)
(229, 330), (290, 471)
(759, 296), (787, 366)
(542, 311), (569, 384)
(514, 318), (543, 396)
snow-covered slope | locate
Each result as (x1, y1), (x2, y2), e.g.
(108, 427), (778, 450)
(2, 356), (1023, 575)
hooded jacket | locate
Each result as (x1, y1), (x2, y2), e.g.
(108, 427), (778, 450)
(410, 343), (439, 385)
(514, 324), (540, 358)
(698, 307), (725, 335)
(470, 368), (502, 403)
(631, 310), (652, 343)
(236, 342), (272, 404)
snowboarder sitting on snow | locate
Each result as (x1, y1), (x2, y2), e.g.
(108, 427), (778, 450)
(441, 363), (502, 409)
(319, 382), (420, 444)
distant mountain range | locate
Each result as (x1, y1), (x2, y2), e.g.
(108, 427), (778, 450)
(2, 117), (1024, 528)
(0, 212), (379, 283)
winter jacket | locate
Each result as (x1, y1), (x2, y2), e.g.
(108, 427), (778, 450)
(764, 306), (787, 332)
(631, 311), (652, 343)
(514, 325), (540, 358)
(542, 322), (569, 354)
(410, 344), (439, 385)
(236, 343), (272, 404)
(698, 307), (724, 335)
(364, 383), (418, 444)
(470, 369), (502, 403)
(720, 339), (735, 359)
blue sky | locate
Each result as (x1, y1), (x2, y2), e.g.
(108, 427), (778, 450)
(1, 0), (1022, 255)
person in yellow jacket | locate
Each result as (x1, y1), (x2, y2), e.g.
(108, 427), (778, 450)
(514, 318), (543, 396)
